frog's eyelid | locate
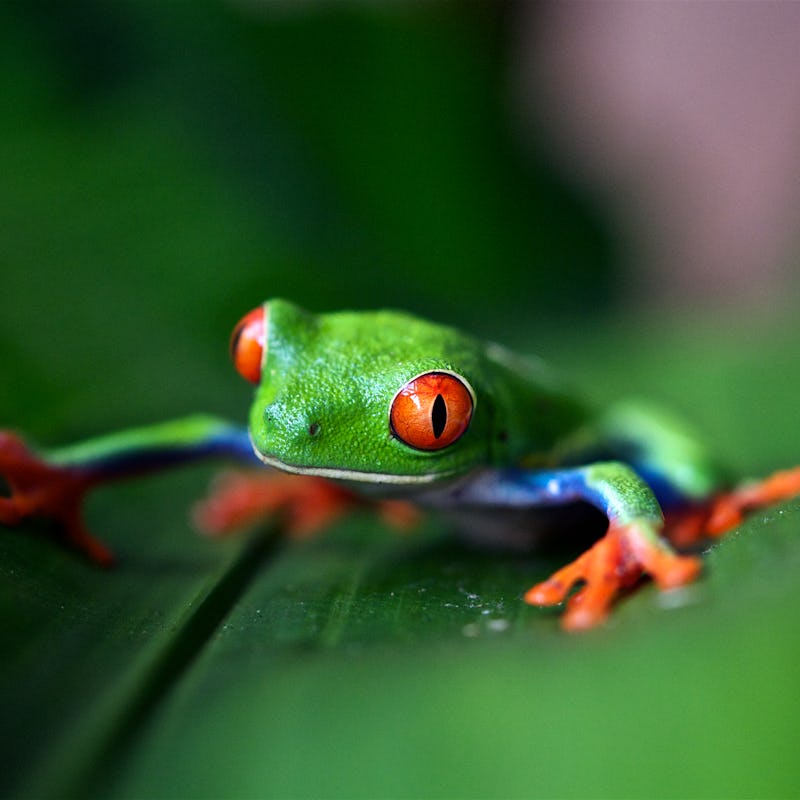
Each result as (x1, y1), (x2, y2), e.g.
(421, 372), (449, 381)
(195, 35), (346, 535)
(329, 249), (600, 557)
(231, 305), (267, 384)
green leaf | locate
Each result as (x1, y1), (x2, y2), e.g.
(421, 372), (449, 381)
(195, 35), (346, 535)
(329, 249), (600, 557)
(5, 486), (800, 798)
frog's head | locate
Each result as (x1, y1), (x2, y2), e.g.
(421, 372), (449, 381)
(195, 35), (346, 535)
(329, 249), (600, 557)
(230, 299), (497, 485)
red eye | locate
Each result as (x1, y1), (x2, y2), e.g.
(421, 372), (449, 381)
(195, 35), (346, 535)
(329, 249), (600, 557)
(390, 371), (474, 451)
(230, 306), (266, 384)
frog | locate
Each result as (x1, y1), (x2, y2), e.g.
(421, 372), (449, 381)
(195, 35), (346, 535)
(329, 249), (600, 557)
(2, 298), (799, 630)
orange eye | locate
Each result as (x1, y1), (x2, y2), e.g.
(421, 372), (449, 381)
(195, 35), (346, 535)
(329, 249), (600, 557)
(390, 371), (474, 451)
(230, 306), (266, 384)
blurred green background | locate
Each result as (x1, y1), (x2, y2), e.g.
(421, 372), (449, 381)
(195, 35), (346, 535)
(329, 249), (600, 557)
(2, 2), (800, 798)
(0, 0), (614, 437)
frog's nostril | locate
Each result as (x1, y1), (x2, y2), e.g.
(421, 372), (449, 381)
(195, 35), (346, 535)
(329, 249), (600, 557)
(263, 405), (278, 427)
(308, 422), (321, 438)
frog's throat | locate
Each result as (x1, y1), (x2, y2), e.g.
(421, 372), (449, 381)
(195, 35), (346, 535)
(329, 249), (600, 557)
(249, 439), (455, 485)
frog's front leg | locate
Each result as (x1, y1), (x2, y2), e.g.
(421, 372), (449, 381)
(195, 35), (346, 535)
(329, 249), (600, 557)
(449, 463), (702, 631)
(195, 471), (421, 539)
(0, 431), (113, 563)
(0, 416), (256, 564)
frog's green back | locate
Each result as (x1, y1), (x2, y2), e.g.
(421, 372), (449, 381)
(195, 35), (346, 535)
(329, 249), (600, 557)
(248, 299), (589, 483)
(480, 342), (589, 467)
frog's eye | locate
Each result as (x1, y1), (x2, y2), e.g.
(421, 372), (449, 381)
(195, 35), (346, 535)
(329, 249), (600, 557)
(390, 371), (474, 451)
(231, 306), (266, 384)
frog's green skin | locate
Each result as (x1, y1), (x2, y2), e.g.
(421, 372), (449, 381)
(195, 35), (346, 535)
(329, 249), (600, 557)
(250, 301), (586, 484)
(0, 299), (727, 628)
(248, 300), (720, 505)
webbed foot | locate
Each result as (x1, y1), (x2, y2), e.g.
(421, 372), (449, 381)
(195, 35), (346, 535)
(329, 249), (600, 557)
(524, 520), (702, 631)
(194, 470), (421, 539)
(662, 466), (800, 550)
(705, 466), (800, 536)
(0, 431), (114, 565)
(194, 471), (357, 538)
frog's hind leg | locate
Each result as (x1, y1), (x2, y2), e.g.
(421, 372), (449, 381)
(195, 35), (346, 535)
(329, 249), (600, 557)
(585, 402), (729, 549)
(605, 403), (800, 544)
(704, 466), (800, 536)
(660, 466), (800, 549)
(594, 402), (726, 505)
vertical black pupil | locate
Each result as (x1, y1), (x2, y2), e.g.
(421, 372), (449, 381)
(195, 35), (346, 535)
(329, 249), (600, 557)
(431, 393), (447, 439)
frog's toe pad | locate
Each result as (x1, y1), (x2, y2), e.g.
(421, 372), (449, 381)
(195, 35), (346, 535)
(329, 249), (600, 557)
(650, 555), (702, 589)
(524, 579), (568, 607)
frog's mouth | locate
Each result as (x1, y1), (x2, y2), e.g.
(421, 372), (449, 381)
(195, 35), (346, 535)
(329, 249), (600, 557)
(249, 437), (455, 486)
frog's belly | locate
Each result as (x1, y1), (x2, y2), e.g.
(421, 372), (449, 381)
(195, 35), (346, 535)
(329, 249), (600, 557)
(442, 502), (609, 553)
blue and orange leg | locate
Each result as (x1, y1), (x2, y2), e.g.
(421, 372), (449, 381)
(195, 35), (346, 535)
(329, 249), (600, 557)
(456, 463), (703, 630)
(485, 461), (800, 630)
(0, 431), (114, 564)
(0, 415), (258, 563)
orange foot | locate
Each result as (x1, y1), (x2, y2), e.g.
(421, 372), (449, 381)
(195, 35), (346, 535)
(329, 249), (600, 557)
(664, 465), (800, 549)
(194, 470), (420, 539)
(524, 520), (702, 632)
(0, 431), (114, 565)
(705, 466), (800, 536)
